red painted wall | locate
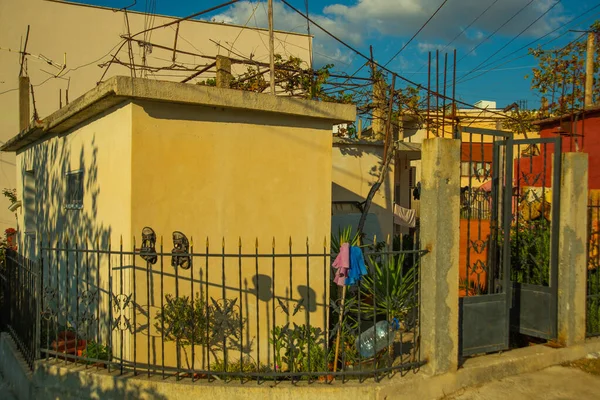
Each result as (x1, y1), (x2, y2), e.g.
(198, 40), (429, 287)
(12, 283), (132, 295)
(514, 112), (600, 189)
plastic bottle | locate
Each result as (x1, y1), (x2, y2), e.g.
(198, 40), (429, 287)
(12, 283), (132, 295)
(355, 320), (396, 359)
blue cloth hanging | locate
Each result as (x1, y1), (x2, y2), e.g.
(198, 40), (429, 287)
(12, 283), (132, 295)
(346, 245), (368, 285)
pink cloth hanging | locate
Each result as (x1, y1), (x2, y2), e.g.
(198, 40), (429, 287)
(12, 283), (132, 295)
(332, 242), (350, 286)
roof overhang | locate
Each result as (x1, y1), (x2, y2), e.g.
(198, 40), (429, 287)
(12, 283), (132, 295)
(2, 76), (356, 152)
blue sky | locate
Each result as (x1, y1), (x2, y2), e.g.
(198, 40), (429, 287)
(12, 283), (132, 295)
(72, 0), (599, 109)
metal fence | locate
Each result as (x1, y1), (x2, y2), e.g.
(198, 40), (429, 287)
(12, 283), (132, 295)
(0, 249), (41, 369)
(460, 188), (492, 220)
(587, 198), (600, 337)
(5, 232), (425, 383)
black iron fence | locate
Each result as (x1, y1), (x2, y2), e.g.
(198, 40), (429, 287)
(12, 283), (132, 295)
(587, 198), (600, 337)
(0, 249), (41, 369)
(460, 188), (492, 220)
(4, 232), (425, 383)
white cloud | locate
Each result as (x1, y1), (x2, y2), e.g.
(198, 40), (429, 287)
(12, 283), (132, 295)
(209, 0), (568, 66)
(210, 1), (361, 67)
(322, 0), (566, 42)
(417, 42), (446, 53)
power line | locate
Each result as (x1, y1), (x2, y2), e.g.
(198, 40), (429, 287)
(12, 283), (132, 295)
(0, 39), (126, 97)
(458, 1), (562, 82)
(459, 0), (536, 62)
(406, 0), (500, 80)
(228, 0), (262, 53)
(457, 3), (600, 84)
(132, 0), (243, 39)
(278, 0), (525, 121)
(443, 0), (499, 53)
(457, 11), (599, 86)
(383, 0), (449, 68)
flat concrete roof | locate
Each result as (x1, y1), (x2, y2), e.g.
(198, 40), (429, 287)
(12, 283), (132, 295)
(2, 76), (356, 152)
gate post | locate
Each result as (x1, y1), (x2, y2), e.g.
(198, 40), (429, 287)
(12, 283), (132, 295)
(558, 152), (588, 346)
(420, 137), (460, 375)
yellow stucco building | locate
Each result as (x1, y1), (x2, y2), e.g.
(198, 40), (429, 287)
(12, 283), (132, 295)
(0, 0), (313, 233)
(331, 138), (420, 241)
(1, 76), (355, 367)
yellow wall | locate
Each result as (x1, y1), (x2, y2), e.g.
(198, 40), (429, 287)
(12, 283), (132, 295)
(16, 101), (133, 254)
(331, 142), (394, 242)
(128, 100), (333, 368)
(0, 0), (312, 233)
(16, 101), (134, 357)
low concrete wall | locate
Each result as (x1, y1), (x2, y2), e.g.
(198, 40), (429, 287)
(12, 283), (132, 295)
(32, 362), (378, 400)
(4, 332), (600, 400)
(0, 333), (32, 400)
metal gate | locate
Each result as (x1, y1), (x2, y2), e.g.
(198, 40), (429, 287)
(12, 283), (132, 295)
(509, 137), (561, 339)
(458, 127), (561, 357)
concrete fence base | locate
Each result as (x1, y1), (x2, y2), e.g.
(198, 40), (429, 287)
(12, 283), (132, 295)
(5, 328), (600, 400)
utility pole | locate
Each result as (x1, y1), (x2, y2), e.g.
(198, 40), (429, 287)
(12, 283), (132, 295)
(268, 0), (275, 95)
(585, 32), (595, 109)
(19, 25), (30, 132)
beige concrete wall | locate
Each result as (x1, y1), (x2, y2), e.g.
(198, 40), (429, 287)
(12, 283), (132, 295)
(332, 142), (394, 242)
(0, 0), (312, 233)
(127, 100), (333, 369)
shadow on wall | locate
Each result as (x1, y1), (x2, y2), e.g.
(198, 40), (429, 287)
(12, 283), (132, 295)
(31, 132), (112, 250)
(34, 362), (167, 400)
(24, 120), (115, 353)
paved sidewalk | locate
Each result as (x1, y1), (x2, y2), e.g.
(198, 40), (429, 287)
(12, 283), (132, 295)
(0, 370), (16, 400)
(445, 365), (600, 400)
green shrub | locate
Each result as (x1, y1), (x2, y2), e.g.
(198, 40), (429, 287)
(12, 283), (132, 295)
(81, 341), (111, 362)
(270, 324), (328, 373)
(508, 220), (551, 285)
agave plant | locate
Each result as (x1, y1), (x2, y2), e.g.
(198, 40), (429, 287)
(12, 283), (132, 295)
(349, 252), (418, 323)
(331, 225), (361, 254)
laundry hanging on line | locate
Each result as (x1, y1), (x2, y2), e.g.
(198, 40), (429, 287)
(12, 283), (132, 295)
(393, 204), (416, 228)
(332, 243), (368, 286)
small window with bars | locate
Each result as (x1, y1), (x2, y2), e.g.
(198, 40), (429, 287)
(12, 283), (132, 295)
(65, 170), (83, 209)
(408, 166), (416, 188)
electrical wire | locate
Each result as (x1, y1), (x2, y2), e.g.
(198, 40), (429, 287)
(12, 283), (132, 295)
(278, 0), (526, 121)
(458, 1), (562, 83)
(407, 0), (500, 80)
(443, 0), (499, 54)
(458, 30), (589, 85)
(383, 0), (449, 67)
(169, 25), (206, 56)
(228, 0), (262, 53)
(456, 3), (600, 84)
(0, 39), (126, 97)
(458, 0), (536, 62)
(132, 0), (243, 40)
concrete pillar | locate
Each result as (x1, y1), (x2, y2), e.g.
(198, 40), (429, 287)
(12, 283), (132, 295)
(19, 76), (30, 131)
(216, 56), (232, 88)
(558, 152), (588, 346)
(419, 137), (461, 375)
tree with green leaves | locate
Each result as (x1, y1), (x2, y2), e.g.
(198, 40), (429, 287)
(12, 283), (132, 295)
(527, 22), (600, 116)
